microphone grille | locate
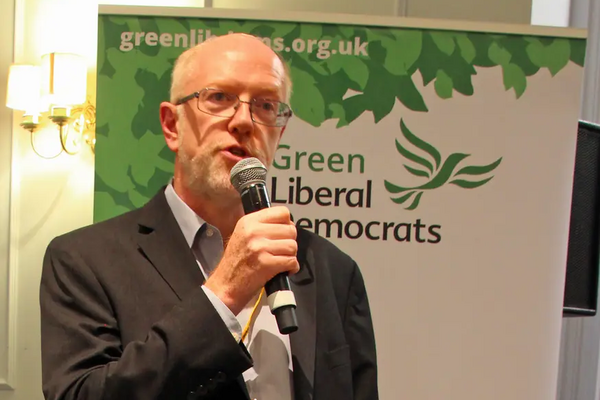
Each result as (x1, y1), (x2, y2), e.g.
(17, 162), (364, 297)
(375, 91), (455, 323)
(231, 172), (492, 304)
(230, 157), (268, 193)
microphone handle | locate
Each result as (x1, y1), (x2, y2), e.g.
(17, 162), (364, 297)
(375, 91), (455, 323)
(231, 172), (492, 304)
(240, 183), (298, 334)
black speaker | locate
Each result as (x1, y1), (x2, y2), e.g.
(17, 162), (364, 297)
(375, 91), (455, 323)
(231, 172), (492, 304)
(564, 120), (600, 316)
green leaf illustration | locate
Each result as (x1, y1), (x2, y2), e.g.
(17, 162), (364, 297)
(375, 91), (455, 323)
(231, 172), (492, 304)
(406, 192), (424, 210)
(391, 190), (418, 204)
(289, 66), (325, 127)
(430, 31), (455, 56)
(400, 119), (442, 169)
(546, 39), (571, 76)
(526, 38), (545, 67)
(419, 153), (470, 190)
(341, 94), (368, 125)
(570, 39), (586, 66)
(404, 165), (430, 178)
(435, 70), (453, 99)
(455, 157), (502, 176)
(382, 30), (423, 75)
(456, 33), (476, 63)
(384, 180), (412, 194)
(328, 56), (369, 90)
(396, 74), (428, 112)
(503, 63), (527, 98)
(449, 177), (494, 188)
(385, 152), (470, 195)
(395, 139), (434, 173)
(488, 42), (512, 66)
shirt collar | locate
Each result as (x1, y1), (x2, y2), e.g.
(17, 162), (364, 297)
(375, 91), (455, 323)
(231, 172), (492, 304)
(164, 181), (206, 249)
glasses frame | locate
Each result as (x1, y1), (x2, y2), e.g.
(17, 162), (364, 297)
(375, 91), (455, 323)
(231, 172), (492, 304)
(175, 88), (293, 127)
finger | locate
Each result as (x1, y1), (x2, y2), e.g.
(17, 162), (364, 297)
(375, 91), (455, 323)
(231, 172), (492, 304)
(258, 254), (300, 276)
(252, 223), (297, 240)
(265, 238), (298, 257)
(250, 206), (292, 223)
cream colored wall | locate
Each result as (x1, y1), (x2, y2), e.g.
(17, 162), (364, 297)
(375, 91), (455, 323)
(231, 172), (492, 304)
(213, 0), (533, 24)
(0, 0), (559, 399)
(2, 1), (208, 399)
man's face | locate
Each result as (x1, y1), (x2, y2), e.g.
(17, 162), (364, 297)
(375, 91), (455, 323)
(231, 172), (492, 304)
(174, 39), (287, 203)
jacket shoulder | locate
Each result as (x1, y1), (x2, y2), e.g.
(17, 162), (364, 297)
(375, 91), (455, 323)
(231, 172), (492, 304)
(48, 207), (144, 250)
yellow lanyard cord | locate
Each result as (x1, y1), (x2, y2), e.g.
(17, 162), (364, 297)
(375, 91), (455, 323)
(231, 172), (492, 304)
(241, 288), (265, 343)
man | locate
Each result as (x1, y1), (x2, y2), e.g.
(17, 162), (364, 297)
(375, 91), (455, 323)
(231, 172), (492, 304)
(40, 33), (378, 400)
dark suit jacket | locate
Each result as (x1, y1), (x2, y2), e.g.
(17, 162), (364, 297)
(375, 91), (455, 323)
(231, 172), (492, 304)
(40, 190), (378, 400)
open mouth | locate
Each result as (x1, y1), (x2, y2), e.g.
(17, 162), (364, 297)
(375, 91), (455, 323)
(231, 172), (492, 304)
(226, 146), (248, 158)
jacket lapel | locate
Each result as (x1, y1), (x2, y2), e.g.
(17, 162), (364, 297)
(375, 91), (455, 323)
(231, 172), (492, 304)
(136, 190), (250, 399)
(136, 190), (204, 301)
(289, 229), (317, 400)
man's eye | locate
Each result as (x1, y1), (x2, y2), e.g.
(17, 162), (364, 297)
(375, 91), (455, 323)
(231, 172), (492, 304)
(208, 92), (229, 102)
(257, 100), (277, 112)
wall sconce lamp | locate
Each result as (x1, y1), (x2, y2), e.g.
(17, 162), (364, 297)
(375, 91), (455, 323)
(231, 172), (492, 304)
(6, 53), (96, 159)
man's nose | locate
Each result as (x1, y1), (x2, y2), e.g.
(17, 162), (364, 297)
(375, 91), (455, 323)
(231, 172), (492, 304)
(228, 100), (254, 135)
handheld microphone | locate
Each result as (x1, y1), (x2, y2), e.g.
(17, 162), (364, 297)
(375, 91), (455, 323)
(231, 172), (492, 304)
(230, 157), (298, 334)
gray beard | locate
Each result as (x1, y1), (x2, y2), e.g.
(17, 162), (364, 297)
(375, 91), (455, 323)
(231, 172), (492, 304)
(179, 152), (239, 208)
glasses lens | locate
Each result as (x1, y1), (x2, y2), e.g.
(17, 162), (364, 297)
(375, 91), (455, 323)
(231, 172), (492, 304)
(198, 89), (238, 115)
(196, 88), (291, 127)
(252, 99), (290, 127)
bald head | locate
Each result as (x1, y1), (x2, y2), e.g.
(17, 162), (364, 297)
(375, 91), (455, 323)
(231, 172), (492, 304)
(170, 33), (292, 105)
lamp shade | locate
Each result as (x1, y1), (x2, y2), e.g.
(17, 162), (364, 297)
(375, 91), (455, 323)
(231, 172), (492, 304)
(41, 52), (87, 107)
(6, 64), (42, 112)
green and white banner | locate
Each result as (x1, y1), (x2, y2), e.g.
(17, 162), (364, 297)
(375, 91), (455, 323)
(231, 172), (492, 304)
(96, 7), (586, 399)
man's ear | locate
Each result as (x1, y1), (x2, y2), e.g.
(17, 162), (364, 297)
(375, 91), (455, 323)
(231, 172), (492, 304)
(160, 102), (179, 152)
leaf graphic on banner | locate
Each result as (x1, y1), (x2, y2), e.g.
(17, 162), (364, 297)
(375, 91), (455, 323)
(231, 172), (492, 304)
(570, 39), (586, 66)
(434, 70), (453, 99)
(391, 190), (418, 204)
(94, 191), (133, 223)
(488, 42), (512, 66)
(404, 165), (430, 177)
(422, 153), (471, 189)
(395, 139), (434, 174)
(267, 21), (298, 39)
(384, 180), (411, 194)
(327, 56), (369, 90)
(381, 30), (422, 75)
(289, 66), (325, 127)
(401, 119), (441, 169)
(456, 33), (476, 63)
(449, 177), (494, 188)
(442, 51), (476, 96)
(497, 36), (540, 76)
(546, 39), (571, 76)
(385, 120), (502, 209)
(337, 25), (355, 38)
(328, 103), (347, 127)
(526, 38), (546, 68)
(503, 63), (527, 98)
(130, 131), (172, 186)
(138, 18), (161, 57)
(95, 173), (135, 210)
(430, 31), (456, 56)
(455, 157), (503, 175)
(396, 75), (428, 112)
(341, 94), (368, 126)
(132, 68), (170, 139)
(405, 192), (424, 210)
(468, 32), (496, 67)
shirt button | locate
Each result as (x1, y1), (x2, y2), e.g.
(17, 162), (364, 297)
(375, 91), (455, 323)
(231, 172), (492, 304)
(215, 371), (227, 382)
(206, 228), (213, 237)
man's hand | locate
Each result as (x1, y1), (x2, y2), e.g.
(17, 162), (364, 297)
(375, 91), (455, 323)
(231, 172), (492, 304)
(204, 206), (299, 315)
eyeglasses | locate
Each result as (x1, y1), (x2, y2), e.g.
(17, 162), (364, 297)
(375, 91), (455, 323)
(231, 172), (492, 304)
(176, 88), (293, 127)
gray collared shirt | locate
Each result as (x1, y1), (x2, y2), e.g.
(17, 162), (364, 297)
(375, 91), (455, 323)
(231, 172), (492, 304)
(163, 183), (294, 400)
(164, 183), (243, 341)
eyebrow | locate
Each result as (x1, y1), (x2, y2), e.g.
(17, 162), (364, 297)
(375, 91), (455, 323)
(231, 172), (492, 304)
(206, 82), (283, 99)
